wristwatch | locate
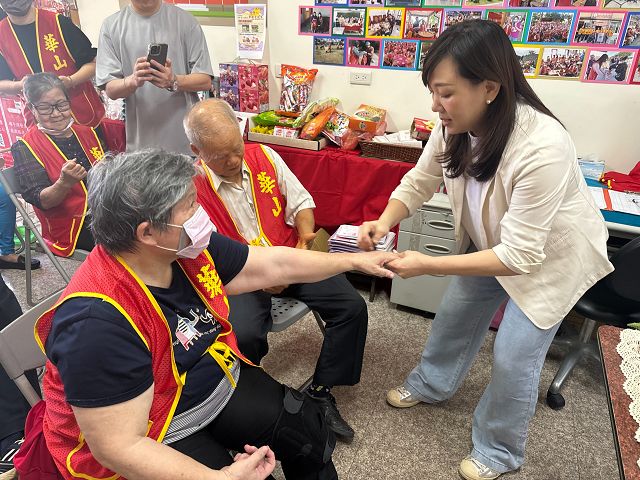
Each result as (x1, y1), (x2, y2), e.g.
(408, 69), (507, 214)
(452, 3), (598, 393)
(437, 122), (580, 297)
(167, 76), (178, 93)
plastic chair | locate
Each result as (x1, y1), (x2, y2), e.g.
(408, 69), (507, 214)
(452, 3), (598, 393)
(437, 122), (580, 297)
(0, 294), (56, 407)
(270, 297), (325, 391)
(547, 236), (640, 410)
(0, 167), (88, 305)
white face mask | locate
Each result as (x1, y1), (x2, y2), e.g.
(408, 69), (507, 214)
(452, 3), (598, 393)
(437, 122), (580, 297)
(37, 117), (74, 136)
(156, 205), (215, 259)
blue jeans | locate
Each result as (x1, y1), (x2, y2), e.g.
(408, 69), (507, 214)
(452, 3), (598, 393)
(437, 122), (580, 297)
(0, 182), (16, 256)
(404, 275), (560, 474)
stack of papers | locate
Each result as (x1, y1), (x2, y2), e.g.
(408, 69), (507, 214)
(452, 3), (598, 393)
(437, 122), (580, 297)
(328, 224), (396, 253)
(589, 187), (640, 216)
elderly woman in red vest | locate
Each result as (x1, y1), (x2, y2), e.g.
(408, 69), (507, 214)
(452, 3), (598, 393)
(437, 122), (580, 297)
(30, 149), (396, 480)
(0, 0), (104, 127)
(12, 72), (105, 257)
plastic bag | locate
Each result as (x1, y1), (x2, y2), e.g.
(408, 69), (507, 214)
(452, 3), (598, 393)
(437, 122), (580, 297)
(322, 110), (359, 150)
(293, 97), (340, 128)
(253, 110), (298, 128)
(279, 65), (318, 113)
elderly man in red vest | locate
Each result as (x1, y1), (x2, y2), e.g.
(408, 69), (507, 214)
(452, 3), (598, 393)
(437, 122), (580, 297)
(185, 99), (369, 444)
(0, 0), (104, 128)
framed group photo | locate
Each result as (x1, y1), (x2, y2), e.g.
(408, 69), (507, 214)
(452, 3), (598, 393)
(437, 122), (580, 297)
(349, 0), (384, 4)
(583, 49), (634, 82)
(299, 7), (332, 36)
(603, 0), (640, 10)
(508, 0), (551, 9)
(346, 38), (382, 67)
(620, 12), (640, 47)
(572, 11), (626, 46)
(381, 39), (420, 69)
(366, 7), (405, 37)
(404, 8), (443, 40)
(513, 45), (542, 76)
(313, 36), (347, 65)
(538, 46), (586, 78)
(486, 10), (528, 42)
(526, 11), (575, 44)
(315, 0), (348, 4)
(332, 7), (367, 36)
(554, 0), (599, 8)
(442, 9), (484, 31)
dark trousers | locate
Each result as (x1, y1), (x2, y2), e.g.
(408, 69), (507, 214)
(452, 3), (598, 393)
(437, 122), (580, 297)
(0, 275), (39, 446)
(75, 221), (95, 252)
(170, 364), (337, 480)
(227, 274), (368, 387)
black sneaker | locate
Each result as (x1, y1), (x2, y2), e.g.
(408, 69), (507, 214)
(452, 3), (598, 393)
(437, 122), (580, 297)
(306, 392), (355, 444)
(0, 438), (23, 474)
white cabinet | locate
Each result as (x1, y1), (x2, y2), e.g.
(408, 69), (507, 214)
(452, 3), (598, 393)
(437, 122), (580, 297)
(390, 193), (461, 314)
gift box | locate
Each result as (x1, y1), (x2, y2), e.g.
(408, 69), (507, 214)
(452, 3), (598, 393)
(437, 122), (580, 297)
(219, 62), (269, 114)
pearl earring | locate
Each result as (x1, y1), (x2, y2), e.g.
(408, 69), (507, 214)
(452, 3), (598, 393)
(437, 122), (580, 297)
(486, 100), (491, 105)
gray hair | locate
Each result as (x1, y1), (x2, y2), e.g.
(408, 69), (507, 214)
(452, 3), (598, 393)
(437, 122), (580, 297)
(23, 72), (68, 104)
(184, 99), (238, 148)
(88, 149), (198, 254)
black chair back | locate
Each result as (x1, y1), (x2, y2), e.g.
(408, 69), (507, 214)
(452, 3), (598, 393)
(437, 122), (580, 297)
(606, 236), (640, 303)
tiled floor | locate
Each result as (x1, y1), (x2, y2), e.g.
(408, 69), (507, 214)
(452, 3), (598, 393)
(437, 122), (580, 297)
(2, 256), (620, 479)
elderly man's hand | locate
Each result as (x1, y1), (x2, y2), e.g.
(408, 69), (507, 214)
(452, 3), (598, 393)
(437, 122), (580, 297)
(351, 251), (398, 278)
(295, 232), (317, 250)
(221, 445), (276, 480)
(149, 58), (175, 90)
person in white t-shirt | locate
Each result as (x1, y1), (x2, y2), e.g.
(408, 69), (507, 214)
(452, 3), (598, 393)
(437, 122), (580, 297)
(358, 20), (612, 480)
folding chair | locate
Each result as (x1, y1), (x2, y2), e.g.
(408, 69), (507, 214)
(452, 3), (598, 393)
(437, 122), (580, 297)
(0, 294), (56, 407)
(0, 167), (89, 305)
(270, 297), (325, 391)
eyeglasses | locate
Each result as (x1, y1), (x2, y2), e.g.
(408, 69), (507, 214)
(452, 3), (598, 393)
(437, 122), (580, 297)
(32, 101), (71, 115)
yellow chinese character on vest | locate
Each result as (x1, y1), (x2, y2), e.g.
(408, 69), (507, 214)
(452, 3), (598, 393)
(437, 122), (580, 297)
(197, 264), (223, 299)
(89, 147), (103, 160)
(43, 33), (60, 53)
(257, 171), (275, 194)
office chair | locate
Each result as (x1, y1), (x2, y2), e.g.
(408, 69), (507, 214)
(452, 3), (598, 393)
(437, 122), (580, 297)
(0, 167), (89, 305)
(547, 236), (640, 410)
(0, 294), (56, 407)
(270, 297), (325, 391)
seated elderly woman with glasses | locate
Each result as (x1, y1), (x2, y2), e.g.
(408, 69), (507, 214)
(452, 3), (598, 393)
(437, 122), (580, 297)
(11, 72), (105, 257)
(32, 149), (397, 480)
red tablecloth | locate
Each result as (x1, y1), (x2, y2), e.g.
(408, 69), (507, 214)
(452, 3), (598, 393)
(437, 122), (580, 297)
(261, 144), (413, 231)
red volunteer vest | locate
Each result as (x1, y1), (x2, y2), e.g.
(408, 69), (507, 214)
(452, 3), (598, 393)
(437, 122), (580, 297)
(20, 124), (103, 257)
(0, 9), (104, 128)
(194, 144), (298, 247)
(34, 245), (251, 480)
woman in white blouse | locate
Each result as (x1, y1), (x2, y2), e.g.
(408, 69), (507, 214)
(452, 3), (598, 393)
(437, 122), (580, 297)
(358, 20), (612, 480)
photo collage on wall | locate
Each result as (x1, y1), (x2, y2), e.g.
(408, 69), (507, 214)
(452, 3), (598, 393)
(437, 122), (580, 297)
(299, 0), (640, 84)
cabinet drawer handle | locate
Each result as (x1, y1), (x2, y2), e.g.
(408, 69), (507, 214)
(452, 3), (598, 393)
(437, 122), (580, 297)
(423, 244), (451, 254)
(427, 220), (454, 230)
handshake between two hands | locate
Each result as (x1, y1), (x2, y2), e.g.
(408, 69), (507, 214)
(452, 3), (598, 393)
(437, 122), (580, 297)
(354, 222), (424, 280)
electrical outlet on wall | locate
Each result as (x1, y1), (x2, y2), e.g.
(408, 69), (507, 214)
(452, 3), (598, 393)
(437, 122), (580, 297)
(350, 70), (372, 85)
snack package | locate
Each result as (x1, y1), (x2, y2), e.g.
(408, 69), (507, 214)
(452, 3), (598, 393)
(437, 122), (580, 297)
(279, 65), (318, 113)
(273, 126), (300, 139)
(349, 104), (387, 134)
(410, 118), (435, 141)
(300, 106), (335, 140)
(293, 97), (340, 128)
(322, 110), (359, 150)
(253, 110), (298, 128)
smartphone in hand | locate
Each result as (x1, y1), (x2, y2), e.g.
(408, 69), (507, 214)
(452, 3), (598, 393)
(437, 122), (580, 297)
(147, 43), (168, 70)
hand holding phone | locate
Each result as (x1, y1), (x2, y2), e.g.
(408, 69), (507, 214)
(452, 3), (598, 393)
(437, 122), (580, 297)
(147, 43), (168, 70)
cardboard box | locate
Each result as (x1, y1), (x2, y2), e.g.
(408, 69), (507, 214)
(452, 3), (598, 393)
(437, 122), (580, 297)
(247, 117), (327, 151)
(219, 63), (269, 114)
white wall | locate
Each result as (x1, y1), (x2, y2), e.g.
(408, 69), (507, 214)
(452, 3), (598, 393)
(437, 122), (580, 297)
(78, 0), (639, 173)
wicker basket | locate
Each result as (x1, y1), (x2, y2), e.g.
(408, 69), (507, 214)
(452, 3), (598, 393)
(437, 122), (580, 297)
(359, 140), (424, 164)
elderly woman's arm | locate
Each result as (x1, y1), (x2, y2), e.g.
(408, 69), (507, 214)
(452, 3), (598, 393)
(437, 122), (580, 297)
(72, 385), (264, 480)
(224, 247), (396, 296)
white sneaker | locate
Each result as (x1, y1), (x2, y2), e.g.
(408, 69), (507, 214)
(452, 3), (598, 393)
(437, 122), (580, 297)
(458, 456), (502, 480)
(386, 385), (422, 408)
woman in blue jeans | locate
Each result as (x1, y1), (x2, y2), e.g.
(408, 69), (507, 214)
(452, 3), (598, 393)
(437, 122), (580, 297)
(0, 180), (40, 270)
(358, 21), (612, 480)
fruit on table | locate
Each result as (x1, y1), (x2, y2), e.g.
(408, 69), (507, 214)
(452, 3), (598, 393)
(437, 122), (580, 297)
(250, 125), (275, 135)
